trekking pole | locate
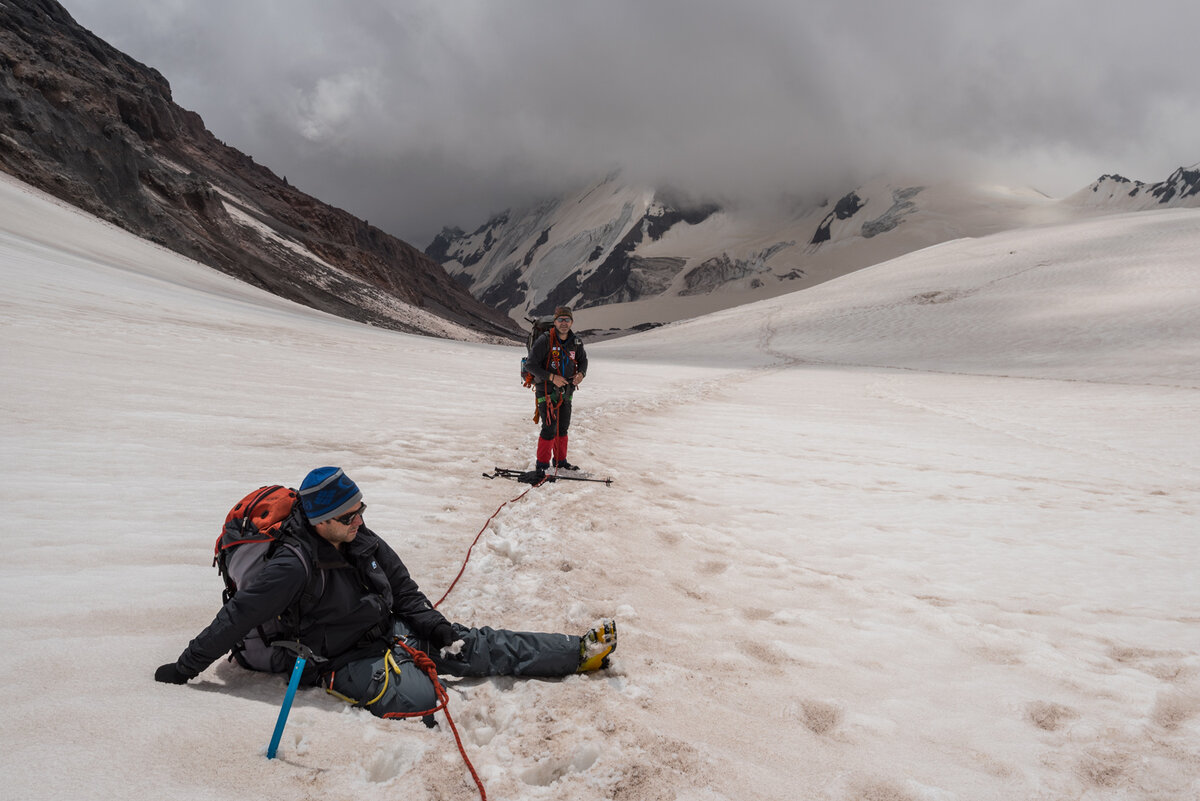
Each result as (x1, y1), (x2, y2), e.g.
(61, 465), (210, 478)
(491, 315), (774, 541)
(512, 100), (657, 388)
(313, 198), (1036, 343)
(267, 641), (318, 759)
(484, 467), (613, 486)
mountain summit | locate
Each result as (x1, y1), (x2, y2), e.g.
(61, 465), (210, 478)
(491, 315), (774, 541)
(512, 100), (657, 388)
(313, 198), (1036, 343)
(1068, 166), (1200, 208)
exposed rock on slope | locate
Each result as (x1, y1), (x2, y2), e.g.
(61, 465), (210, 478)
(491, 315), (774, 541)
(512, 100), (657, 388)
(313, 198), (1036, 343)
(0, 0), (516, 340)
(1069, 167), (1200, 208)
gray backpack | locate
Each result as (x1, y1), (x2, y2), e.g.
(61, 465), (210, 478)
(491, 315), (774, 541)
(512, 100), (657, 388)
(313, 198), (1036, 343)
(213, 486), (321, 672)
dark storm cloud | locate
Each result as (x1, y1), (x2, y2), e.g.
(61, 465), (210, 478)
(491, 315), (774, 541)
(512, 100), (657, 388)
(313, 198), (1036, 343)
(65, 0), (1200, 247)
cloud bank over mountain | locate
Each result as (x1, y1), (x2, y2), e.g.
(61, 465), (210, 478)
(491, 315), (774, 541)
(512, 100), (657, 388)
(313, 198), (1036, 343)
(66, 0), (1200, 246)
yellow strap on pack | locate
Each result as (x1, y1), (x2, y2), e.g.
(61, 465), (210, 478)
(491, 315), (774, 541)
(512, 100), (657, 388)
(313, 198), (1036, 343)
(323, 649), (403, 707)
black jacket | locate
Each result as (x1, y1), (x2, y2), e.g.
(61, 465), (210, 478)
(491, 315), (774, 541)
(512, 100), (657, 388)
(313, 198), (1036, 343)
(526, 329), (587, 395)
(177, 508), (452, 683)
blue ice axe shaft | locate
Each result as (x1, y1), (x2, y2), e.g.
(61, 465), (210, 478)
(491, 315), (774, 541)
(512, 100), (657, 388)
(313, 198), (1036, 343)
(267, 641), (317, 759)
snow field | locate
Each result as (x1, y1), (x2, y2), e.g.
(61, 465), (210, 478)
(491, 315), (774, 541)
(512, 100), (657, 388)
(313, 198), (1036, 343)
(2, 171), (1199, 799)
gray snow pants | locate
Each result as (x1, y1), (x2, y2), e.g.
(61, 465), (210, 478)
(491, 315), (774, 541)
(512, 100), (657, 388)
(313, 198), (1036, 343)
(326, 620), (582, 719)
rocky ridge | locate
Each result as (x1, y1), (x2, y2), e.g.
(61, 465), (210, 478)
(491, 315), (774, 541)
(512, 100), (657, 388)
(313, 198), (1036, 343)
(1070, 167), (1200, 208)
(0, 0), (516, 340)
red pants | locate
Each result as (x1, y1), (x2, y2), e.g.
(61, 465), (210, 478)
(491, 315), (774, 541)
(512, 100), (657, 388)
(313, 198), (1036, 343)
(536, 434), (568, 467)
(536, 392), (572, 467)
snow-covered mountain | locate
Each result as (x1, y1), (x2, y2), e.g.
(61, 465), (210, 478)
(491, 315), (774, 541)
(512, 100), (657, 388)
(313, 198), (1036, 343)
(1067, 166), (1200, 209)
(428, 166), (1199, 332)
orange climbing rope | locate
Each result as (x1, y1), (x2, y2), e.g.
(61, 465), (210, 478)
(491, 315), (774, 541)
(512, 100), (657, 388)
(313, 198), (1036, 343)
(408, 477), (547, 800)
(432, 483), (536, 609)
(381, 639), (486, 800)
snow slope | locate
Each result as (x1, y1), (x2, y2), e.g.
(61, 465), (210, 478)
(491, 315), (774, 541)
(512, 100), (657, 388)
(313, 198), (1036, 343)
(2, 171), (1198, 801)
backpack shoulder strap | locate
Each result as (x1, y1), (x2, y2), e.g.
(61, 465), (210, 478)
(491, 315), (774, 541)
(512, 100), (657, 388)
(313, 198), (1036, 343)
(544, 327), (559, 372)
(266, 535), (326, 652)
(274, 534), (324, 607)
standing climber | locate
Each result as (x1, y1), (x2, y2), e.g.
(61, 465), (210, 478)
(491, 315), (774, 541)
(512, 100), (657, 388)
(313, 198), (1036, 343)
(525, 306), (588, 477)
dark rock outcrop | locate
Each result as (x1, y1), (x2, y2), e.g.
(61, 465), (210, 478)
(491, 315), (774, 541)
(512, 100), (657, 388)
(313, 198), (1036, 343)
(680, 241), (795, 296)
(861, 186), (924, 239)
(0, 0), (517, 339)
(532, 199), (718, 314)
(1086, 168), (1200, 207)
(1147, 167), (1200, 204)
(810, 191), (864, 245)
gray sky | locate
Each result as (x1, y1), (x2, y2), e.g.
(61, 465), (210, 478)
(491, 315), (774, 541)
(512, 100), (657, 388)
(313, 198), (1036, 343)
(65, 0), (1200, 248)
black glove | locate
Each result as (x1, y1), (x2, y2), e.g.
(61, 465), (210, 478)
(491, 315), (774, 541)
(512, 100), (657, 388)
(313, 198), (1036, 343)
(155, 662), (194, 685)
(430, 621), (458, 650)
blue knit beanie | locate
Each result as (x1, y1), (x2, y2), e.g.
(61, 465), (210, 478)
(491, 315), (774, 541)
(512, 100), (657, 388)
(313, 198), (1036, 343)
(299, 466), (362, 524)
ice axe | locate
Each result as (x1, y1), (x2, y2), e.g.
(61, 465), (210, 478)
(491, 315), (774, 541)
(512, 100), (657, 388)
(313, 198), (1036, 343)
(266, 641), (322, 759)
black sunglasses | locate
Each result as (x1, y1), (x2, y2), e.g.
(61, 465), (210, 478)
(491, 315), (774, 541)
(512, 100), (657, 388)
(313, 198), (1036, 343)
(331, 503), (366, 525)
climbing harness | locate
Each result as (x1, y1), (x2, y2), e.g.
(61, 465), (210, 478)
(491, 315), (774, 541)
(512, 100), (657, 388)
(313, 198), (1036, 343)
(536, 387), (567, 422)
